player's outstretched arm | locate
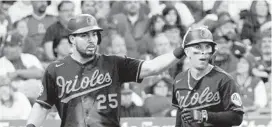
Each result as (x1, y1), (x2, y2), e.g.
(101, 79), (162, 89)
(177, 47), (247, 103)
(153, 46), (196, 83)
(139, 47), (184, 79)
(26, 103), (50, 127)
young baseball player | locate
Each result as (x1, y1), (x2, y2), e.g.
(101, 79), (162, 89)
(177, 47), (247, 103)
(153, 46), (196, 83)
(172, 26), (244, 127)
(26, 14), (185, 127)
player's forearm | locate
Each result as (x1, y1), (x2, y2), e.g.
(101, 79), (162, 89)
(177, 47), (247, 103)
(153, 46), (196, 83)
(140, 47), (184, 78)
(27, 103), (50, 127)
(140, 52), (179, 78)
(207, 111), (243, 126)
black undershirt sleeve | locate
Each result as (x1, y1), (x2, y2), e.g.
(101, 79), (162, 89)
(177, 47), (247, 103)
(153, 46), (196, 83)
(207, 110), (243, 126)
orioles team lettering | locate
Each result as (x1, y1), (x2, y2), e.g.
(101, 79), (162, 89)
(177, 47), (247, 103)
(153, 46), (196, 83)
(176, 87), (221, 108)
(57, 70), (112, 98)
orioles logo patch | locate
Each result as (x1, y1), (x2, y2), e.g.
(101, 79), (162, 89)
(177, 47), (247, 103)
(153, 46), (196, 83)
(200, 28), (211, 39)
(87, 17), (95, 26)
(231, 93), (242, 106)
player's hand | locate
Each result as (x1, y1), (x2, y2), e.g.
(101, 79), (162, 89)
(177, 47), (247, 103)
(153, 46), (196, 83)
(181, 110), (202, 123)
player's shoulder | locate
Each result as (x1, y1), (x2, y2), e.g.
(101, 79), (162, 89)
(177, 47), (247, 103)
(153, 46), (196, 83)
(100, 54), (139, 62)
(98, 54), (118, 62)
(45, 57), (69, 72)
(174, 69), (188, 85)
(210, 66), (235, 84)
(175, 69), (188, 80)
(212, 66), (233, 78)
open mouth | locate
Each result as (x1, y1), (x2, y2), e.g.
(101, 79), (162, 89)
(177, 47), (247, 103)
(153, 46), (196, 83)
(86, 45), (95, 51)
(199, 57), (209, 62)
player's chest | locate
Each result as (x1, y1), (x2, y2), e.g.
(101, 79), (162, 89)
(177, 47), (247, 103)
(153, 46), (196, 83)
(174, 78), (221, 109)
(54, 66), (116, 101)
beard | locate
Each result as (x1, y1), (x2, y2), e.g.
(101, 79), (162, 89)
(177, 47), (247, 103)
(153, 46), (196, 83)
(76, 44), (97, 58)
(38, 6), (47, 14)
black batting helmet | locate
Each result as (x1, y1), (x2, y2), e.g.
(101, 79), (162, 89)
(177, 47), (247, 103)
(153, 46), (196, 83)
(67, 14), (103, 44)
(182, 26), (216, 49)
(182, 26), (217, 64)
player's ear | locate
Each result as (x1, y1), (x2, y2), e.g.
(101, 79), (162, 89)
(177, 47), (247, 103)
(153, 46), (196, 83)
(184, 48), (189, 57)
(68, 35), (75, 44)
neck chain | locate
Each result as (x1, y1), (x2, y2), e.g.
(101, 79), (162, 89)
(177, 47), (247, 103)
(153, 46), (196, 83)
(187, 70), (193, 90)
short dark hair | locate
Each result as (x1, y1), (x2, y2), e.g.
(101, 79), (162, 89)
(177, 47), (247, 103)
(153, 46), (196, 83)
(53, 36), (70, 57)
(58, 0), (74, 11)
(147, 14), (165, 37)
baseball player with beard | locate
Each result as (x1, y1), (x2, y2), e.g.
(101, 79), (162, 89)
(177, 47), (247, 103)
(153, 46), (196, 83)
(172, 26), (244, 127)
(26, 14), (185, 127)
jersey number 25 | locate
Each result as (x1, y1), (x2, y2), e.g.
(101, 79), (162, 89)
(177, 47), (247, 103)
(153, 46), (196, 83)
(97, 93), (118, 110)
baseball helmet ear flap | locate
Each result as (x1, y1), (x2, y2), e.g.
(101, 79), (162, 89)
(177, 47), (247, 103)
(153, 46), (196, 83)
(208, 46), (217, 64)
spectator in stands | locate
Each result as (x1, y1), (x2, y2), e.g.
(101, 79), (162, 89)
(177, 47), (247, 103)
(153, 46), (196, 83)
(13, 19), (37, 60)
(0, 76), (32, 120)
(109, 1), (150, 18)
(106, 34), (127, 57)
(43, 1), (74, 61)
(144, 76), (172, 117)
(81, 0), (97, 17)
(163, 24), (182, 49)
(254, 31), (271, 83)
(194, 1), (238, 31)
(213, 19), (238, 41)
(52, 36), (72, 60)
(112, 1), (149, 58)
(162, 5), (186, 38)
(213, 35), (239, 73)
(81, 0), (110, 20)
(0, 32), (44, 105)
(120, 83), (150, 117)
(231, 55), (267, 112)
(8, 0), (33, 23)
(265, 73), (272, 108)
(97, 16), (120, 54)
(0, 1), (13, 38)
(0, 1), (15, 16)
(0, 9), (12, 43)
(140, 14), (166, 55)
(182, 1), (205, 24)
(211, 1), (230, 16)
(152, 33), (182, 78)
(22, 1), (56, 61)
(152, 33), (172, 57)
(241, 0), (271, 45)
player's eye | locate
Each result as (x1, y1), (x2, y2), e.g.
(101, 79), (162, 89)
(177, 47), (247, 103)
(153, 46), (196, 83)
(92, 32), (97, 36)
(194, 45), (201, 49)
(79, 33), (88, 38)
(205, 44), (212, 49)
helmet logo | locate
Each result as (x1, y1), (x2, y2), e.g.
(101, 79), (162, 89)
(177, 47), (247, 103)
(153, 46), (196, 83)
(200, 28), (210, 39)
(87, 17), (94, 26)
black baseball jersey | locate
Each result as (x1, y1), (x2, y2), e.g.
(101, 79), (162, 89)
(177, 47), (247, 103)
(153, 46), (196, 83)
(172, 66), (243, 127)
(36, 54), (143, 127)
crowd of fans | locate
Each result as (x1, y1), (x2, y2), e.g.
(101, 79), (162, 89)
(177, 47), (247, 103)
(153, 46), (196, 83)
(0, 0), (271, 120)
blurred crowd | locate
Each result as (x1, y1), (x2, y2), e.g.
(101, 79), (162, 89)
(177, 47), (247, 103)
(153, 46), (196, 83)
(0, 0), (271, 120)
